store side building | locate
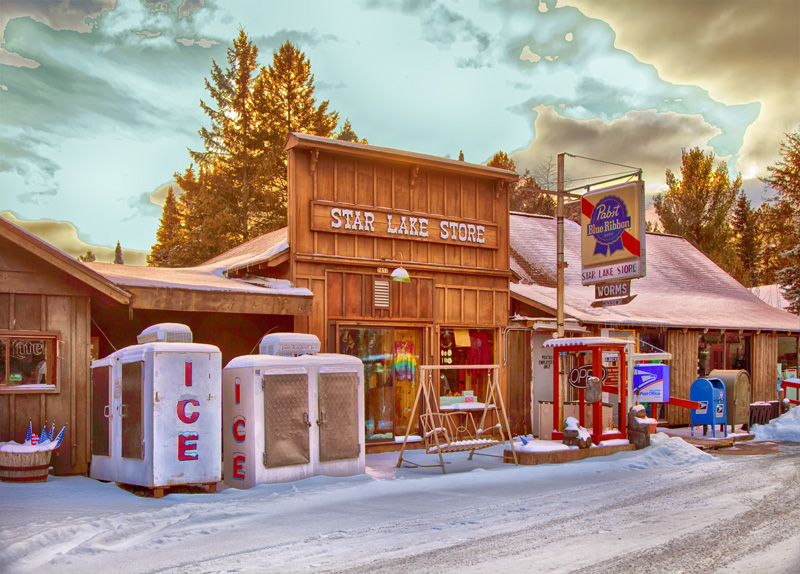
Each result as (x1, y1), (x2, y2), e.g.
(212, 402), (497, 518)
(508, 213), (800, 431)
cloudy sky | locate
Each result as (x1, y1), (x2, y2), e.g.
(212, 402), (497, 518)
(1, 0), (798, 265)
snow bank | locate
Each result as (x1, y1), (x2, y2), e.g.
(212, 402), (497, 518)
(751, 406), (800, 442)
(0, 442), (59, 453)
(607, 432), (719, 472)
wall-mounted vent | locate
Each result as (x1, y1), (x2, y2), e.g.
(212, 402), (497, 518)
(374, 279), (390, 309)
(137, 323), (193, 344)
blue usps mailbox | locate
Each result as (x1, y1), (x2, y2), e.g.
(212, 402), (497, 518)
(690, 378), (727, 438)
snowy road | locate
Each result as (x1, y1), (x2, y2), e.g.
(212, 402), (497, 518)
(2, 434), (799, 574)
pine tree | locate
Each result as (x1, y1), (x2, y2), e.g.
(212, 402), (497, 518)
(257, 41), (338, 143)
(113, 241), (124, 264)
(762, 127), (800, 314)
(335, 119), (367, 144)
(731, 190), (760, 286)
(653, 147), (741, 273)
(169, 34), (339, 266)
(78, 250), (96, 262)
(148, 187), (185, 267)
(777, 226), (800, 314)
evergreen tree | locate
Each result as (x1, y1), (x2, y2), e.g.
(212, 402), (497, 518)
(731, 190), (760, 287)
(777, 225), (800, 314)
(255, 40), (338, 173)
(760, 127), (800, 297)
(170, 34), (339, 266)
(78, 250), (96, 262)
(148, 187), (184, 267)
(335, 119), (367, 144)
(653, 147), (741, 273)
(505, 154), (557, 217)
(113, 241), (124, 264)
(487, 151), (515, 172)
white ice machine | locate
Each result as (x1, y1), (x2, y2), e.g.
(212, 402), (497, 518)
(223, 334), (364, 488)
(90, 324), (222, 489)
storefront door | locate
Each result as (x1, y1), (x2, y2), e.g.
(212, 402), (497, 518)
(338, 327), (421, 443)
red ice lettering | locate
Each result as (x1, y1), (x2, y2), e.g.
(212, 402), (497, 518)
(178, 432), (199, 461)
(177, 399), (200, 424)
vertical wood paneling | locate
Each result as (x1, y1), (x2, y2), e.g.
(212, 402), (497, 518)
(317, 156), (335, 201)
(429, 174), (444, 215)
(356, 161), (373, 206)
(462, 178), (476, 220)
(394, 167), (409, 211)
(376, 165), (392, 208)
(752, 333), (778, 402)
(665, 330), (699, 425)
(463, 290), (478, 324)
(337, 159), (355, 204)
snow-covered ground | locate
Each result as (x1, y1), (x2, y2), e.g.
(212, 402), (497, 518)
(2, 408), (800, 574)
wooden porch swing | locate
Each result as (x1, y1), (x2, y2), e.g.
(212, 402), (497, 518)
(396, 364), (518, 474)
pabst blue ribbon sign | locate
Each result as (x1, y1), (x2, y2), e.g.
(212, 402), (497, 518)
(581, 181), (646, 286)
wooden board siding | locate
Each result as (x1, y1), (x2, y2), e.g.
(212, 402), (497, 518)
(665, 329), (699, 426)
(751, 332), (778, 403)
(0, 292), (91, 476)
(289, 148), (511, 275)
(287, 139), (515, 355)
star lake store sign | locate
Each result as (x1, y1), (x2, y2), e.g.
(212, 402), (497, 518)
(581, 182), (646, 302)
(311, 201), (498, 249)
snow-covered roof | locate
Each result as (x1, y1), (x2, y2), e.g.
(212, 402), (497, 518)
(510, 213), (800, 332)
(0, 215), (131, 305)
(749, 284), (791, 311)
(86, 260), (311, 297)
(202, 228), (289, 275)
(542, 337), (636, 348)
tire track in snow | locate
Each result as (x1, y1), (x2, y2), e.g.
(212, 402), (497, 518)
(311, 451), (799, 574)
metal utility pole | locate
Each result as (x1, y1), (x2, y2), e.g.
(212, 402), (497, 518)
(557, 153), (565, 338)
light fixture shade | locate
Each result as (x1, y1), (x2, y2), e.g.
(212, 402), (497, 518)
(390, 266), (411, 282)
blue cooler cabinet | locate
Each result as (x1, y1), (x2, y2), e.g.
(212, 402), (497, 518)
(690, 378), (727, 437)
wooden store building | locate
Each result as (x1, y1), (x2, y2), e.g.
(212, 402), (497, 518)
(219, 133), (520, 447)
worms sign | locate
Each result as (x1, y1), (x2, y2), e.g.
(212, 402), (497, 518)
(580, 181), (646, 287)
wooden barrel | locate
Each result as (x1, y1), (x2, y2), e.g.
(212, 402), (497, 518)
(0, 451), (52, 482)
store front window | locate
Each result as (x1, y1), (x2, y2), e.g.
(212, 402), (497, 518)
(698, 333), (751, 377)
(0, 332), (57, 389)
(438, 328), (494, 407)
(778, 336), (799, 379)
(338, 327), (421, 443)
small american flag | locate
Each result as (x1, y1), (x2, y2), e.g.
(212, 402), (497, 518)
(25, 421), (32, 444)
(30, 432), (39, 446)
(54, 426), (66, 448)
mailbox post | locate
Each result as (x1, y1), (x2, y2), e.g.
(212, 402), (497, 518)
(690, 378), (727, 438)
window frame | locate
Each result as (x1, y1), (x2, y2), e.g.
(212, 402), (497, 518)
(0, 330), (60, 394)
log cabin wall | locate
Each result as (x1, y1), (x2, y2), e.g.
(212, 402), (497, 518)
(665, 329), (699, 426)
(751, 332), (778, 402)
(0, 239), (93, 475)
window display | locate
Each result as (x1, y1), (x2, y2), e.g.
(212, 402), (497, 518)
(0, 334), (55, 387)
(338, 327), (420, 442)
(698, 333), (751, 377)
(438, 328), (494, 406)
